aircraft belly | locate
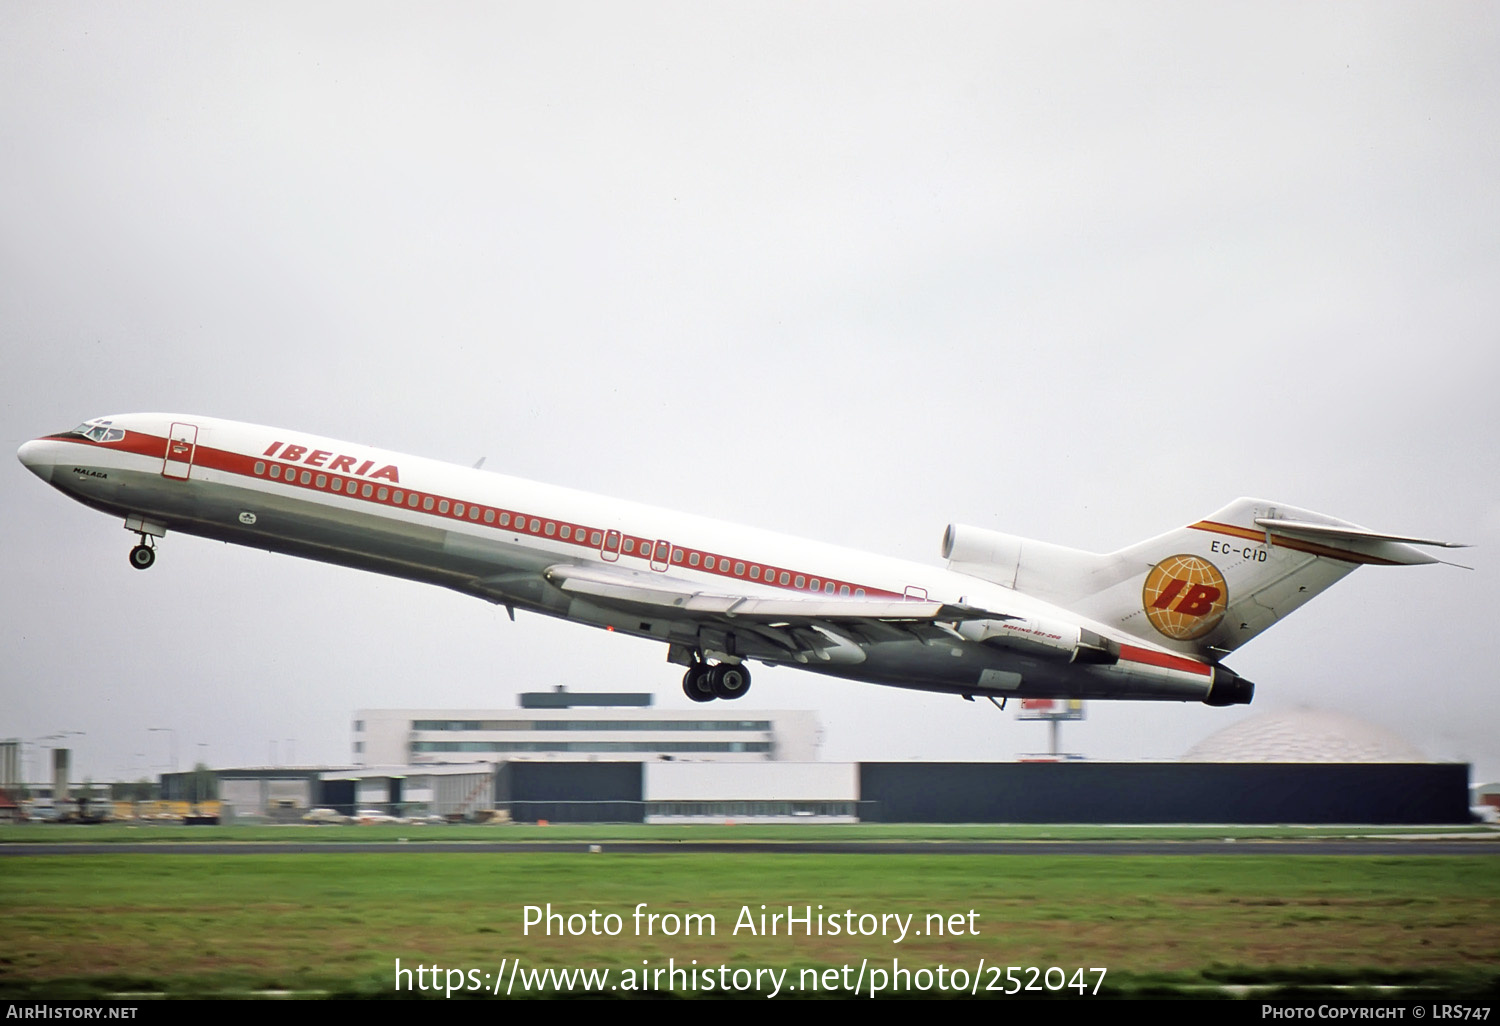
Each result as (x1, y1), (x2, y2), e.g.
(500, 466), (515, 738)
(78, 468), (541, 594)
(561, 596), (704, 647)
(811, 640), (1210, 702)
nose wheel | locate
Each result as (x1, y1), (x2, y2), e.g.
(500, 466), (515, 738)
(122, 516), (166, 570)
(129, 540), (156, 570)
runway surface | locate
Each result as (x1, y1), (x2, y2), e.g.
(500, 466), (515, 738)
(3, 839), (1497, 855)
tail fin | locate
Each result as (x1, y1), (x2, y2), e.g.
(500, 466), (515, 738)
(946, 498), (1463, 659)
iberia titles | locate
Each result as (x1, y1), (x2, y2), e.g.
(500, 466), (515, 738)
(261, 441), (400, 483)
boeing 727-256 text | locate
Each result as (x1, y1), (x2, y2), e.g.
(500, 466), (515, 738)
(17, 414), (1464, 707)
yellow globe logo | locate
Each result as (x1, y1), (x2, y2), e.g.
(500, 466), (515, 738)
(1142, 555), (1228, 640)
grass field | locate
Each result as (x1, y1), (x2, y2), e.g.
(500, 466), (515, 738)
(3, 848), (1497, 999)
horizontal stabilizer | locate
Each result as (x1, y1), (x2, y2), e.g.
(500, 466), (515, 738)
(1253, 517), (1467, 566)
(1253, 518), (1467, 548)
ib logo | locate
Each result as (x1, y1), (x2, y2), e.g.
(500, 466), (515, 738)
(1142, 555), (1228, 641)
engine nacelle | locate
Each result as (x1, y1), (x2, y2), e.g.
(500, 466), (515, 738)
(942, 523), (1106, 599)
(942, 523), (1022, 586)
(1204, 665), (1256, 706)
(957, 616), (1119, 664)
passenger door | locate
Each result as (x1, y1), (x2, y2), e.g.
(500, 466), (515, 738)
(162, 422), (198, 480)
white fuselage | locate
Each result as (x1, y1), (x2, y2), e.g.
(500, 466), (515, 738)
(17, 413), (1228, 703)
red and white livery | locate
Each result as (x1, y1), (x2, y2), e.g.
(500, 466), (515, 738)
(17, 414), (1464, 706)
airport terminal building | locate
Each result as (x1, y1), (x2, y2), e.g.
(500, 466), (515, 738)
(352, 687), (821, 766)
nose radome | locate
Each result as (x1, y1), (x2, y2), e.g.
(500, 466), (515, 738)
(17, 439), (54, 483)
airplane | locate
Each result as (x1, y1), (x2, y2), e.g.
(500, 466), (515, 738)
(16, 414), (1465, 708)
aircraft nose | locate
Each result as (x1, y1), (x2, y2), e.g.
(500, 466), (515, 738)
(17, 439), (54, 484)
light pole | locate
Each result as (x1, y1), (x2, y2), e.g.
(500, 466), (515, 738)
(149, 728), (177, 802)
(148, 728), (178, 773)
(194, 743), (209, 807)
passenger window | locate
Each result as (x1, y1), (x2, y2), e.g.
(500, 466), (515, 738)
(794, 575), (804, 588)
(454, 503), (465, 516)
(590, 531), (602, 545)
(439, 500), (450, 514)
(500, 513), (510, 526)
(672, 548), (683, 562)
(484, 509), (495, 523)
(300, 471), (312, 485)
(839, 585), (850, 596)
(316, 474), (327, 488)
(855, 588), (865, 597)
(378, 488), (388, 501)
(734, 562), (745, 576)
(393, 490), (403, 503)
(409, 494), (419, 507)
(469, 507), (480, 520)
(750, 566), (760, 580)
(825, 582), (836, 594)
(254, 461), (265, 475)
(623, 539), (635, 553)
(779, 572), (790, 585)
(362, 484), (373, 498)
(423, 497), (434, 510)
(529, 518), (540, 533)
(544, 522), (556, 536)
(705, 557), (716, 570)
(560, 526), (571, 540)
(269, 465), (281, 479)
(689, 553), (700, 567)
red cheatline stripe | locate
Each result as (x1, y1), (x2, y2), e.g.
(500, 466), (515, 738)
(62, 431), (904, 600)
(1188, 520), (1401, 566)
(1118, 644), (1212, 677)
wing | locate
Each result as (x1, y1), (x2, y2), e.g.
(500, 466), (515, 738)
(544, 563), (994, 622)
(473, 562), (1008, 665)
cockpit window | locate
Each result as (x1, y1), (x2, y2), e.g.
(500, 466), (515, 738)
(69, 420), (124, 443)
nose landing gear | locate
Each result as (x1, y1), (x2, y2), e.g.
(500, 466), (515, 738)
(129, 539), (156, 570)
(122, 515), (167, 571)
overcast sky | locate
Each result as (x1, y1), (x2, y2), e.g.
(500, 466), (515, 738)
(4, 3), (1497, 789)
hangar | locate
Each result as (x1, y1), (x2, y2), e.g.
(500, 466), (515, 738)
(180, 758), (1467, 826)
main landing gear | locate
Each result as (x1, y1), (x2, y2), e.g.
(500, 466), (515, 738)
(682, 661), (752, 703)
(129, 538), (156, 570)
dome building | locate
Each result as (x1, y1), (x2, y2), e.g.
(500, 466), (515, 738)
(1182, 707), (1428, 763)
